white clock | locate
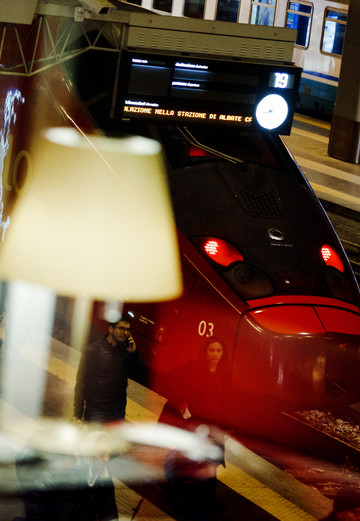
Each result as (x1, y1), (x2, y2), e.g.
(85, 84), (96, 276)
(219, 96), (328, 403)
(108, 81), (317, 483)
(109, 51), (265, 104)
(255, 94), (289, 130)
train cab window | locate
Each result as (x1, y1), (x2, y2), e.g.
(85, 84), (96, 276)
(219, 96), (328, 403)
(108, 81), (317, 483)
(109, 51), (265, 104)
(286, 1), (313, 49)
(152, 0), (172, 12)
(184, 0), (204, 18)
(250, 0), (276, 26)
(216, 0), (240, 22)
(321, 9), (347, 56)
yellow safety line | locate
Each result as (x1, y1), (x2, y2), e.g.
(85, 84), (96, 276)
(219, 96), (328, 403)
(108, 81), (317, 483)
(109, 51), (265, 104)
(126, 399), (159, 423)
(293, 113), (331, 130)
(290, 126), (329, 144)
(217, 463), (317, 521)
(311, 182), (360, 206)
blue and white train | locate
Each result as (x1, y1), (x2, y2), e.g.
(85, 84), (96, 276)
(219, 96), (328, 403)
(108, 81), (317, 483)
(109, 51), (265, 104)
(126, 0), (348, 119)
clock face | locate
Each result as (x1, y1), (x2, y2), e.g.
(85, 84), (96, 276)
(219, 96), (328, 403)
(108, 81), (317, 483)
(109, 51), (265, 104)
(255, 94), (289, 130)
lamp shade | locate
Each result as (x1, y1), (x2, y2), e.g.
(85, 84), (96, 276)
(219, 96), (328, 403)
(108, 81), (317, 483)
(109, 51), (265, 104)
(0, 128), (182, 301)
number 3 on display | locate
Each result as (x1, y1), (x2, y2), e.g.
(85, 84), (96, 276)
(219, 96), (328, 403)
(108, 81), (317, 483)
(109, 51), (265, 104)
(198, 320), (214, 337)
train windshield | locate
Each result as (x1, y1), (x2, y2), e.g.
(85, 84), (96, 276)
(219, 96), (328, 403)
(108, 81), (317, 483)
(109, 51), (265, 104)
(143, 123), (357, 305)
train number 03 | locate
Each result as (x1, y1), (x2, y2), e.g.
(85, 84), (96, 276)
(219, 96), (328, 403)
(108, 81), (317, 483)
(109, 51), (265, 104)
(198, 320), (214, 337)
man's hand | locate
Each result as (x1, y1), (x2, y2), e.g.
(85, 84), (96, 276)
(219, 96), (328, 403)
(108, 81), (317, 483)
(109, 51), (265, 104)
(126, 335), (136, 352)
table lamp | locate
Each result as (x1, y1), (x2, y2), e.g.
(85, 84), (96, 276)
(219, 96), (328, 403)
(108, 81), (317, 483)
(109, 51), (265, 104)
(0, 127), (182, 302)
(0, 127), (183, 451)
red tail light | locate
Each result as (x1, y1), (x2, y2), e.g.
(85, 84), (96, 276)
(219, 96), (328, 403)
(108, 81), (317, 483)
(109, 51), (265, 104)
(203, 237), (243, 266)
(321, 244), (344, 273)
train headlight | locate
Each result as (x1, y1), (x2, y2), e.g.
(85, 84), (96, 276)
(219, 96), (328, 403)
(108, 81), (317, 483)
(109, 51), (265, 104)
(321, 244), (344, 272)
(201, 237), (243, 266)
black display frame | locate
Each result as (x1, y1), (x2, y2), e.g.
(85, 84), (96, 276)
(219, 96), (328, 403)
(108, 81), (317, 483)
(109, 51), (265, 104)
(113, 50), (302, 134)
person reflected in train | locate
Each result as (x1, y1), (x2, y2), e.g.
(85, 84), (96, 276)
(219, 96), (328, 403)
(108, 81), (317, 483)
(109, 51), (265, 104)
(321, 487), (360, 520)
(72, 430), (119, 521)
(15, 430), (83, 521)
(159, 336), (231, 517)
(73, 314), (144, 424)
(159, 336), (231, 429)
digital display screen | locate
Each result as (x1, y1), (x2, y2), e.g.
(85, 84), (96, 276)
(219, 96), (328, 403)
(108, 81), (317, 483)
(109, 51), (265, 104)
(114, 51), (302, 134)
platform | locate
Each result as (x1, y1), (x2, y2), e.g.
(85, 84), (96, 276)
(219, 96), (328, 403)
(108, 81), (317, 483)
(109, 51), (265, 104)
(283, 114), (360, 214)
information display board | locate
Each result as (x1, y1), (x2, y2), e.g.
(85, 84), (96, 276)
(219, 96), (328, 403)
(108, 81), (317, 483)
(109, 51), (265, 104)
(114, 51), (302, 134)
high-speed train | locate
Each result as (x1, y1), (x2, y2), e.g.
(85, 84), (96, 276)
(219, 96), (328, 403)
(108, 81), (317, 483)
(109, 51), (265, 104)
(1, 5), (360, 437)
(132, 0), (348, 119)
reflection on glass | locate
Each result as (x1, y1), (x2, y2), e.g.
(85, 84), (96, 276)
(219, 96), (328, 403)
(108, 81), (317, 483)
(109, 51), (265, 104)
(216, 0), (239, 22)
(321, 9), (347, 55)
(250, 0), (276, 26)
(0, 89), (24, 241)
(152, 0), (172, 12)
(286, 1), (313, 48)
(184, 0), (204, 18)
(0, 281), (56, 438)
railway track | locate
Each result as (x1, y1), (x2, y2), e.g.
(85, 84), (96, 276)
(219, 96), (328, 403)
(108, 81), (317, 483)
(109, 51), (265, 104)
(283, 408), (360, 468)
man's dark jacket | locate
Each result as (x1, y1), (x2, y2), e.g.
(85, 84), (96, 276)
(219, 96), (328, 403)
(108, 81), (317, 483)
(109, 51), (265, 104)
(74, 336), (143, 419)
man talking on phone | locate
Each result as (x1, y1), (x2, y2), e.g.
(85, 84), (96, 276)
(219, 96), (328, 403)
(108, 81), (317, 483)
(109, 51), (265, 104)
(74, 315), (143, 423)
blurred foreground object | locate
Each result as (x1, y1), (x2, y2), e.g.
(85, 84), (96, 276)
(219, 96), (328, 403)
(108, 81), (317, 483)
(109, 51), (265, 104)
(0, 127), (182, 302)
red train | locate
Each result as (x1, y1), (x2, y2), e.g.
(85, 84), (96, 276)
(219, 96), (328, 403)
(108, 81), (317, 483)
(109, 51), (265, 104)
(2, 11), (360, 439)
(121, 123), (360, 426)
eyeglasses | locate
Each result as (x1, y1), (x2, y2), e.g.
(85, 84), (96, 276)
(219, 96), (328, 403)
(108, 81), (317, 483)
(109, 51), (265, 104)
(116, 326), (130, 332)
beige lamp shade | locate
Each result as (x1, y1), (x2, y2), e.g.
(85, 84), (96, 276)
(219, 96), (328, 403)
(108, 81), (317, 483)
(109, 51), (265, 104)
(0, 128), (183, 301)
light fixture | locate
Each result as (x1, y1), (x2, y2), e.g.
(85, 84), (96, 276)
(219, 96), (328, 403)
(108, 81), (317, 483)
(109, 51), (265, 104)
(0, 128), (183, 450)
(0, 127), (182, 302)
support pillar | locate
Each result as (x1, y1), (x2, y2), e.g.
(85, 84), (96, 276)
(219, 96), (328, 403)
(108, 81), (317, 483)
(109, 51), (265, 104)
(329, 0), (360, 163)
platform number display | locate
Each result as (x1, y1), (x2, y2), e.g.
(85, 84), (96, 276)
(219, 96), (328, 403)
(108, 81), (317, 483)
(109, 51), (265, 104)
(274, 72), (289, 89)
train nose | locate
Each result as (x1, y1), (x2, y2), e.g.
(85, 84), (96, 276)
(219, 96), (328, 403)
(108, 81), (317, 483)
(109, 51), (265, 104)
(232, 303), (360, 410)
(316, 305), (360, 404)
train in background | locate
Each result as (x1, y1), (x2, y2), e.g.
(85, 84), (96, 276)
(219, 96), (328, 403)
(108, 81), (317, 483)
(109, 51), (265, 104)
(126, 0), (348, 119)
(118, 120), (360, 428)
(1, 6), (360, 438)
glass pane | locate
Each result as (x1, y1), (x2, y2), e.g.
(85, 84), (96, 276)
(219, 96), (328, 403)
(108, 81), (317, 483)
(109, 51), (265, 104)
(250, 5), (275, 25)
(288, 1), (312, 14)
(152, 0), (172, 11)
(184, 0), (205, 18)
(326, 10), (347, 23)
(322, 19), (347, 55)
(286, 10), (311, 47)
(216, 0), (239, 22)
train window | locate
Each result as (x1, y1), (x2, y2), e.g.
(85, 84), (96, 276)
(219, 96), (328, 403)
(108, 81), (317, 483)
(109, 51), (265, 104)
(286, 1), (313, 49)
(152, 0), (172, 12)
(250, 0), (276, 26)
(184, 0), (204, 18)
(216, 0), (240, 22)
(321, 8), (347, 56)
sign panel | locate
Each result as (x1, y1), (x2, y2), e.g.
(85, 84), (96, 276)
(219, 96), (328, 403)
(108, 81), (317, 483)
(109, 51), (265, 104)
(114, 51), (302, 134)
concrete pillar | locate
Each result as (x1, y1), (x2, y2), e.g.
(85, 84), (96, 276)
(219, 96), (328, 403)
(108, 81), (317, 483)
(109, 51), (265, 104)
(328, 0), (360, 163)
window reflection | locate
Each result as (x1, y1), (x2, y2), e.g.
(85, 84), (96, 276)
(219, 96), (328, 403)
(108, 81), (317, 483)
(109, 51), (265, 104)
(286, 1), (313, 48)
(184, 0), (205, 18)
(321, 9), (347, 56)
(216, 0), (239, 22)
(152, 0), (172, 12)
(250, 0), (276, 26)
